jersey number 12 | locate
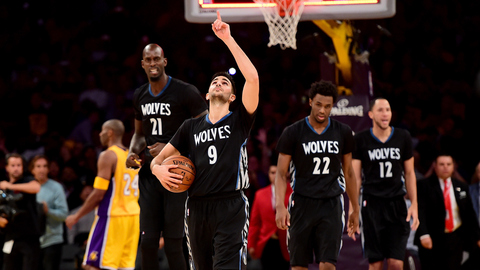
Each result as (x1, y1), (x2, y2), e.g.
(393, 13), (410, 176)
(379, 161), (393, 178)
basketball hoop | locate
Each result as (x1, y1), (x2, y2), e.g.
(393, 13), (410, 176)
(254, 0), (305, 50)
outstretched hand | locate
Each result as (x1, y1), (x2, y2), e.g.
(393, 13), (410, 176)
(212, 11), (231, 41)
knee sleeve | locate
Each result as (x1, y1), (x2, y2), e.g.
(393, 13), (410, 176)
(164, 237), (187, 270)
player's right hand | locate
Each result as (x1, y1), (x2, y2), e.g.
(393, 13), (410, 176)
(151, 164), (183, 189)
(212, 11), (231, 42)
(126, 152), (142, 169)
(275, 206), (290, 230)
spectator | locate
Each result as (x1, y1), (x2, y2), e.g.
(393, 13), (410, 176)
(415, 154), (480, 270)
(30, 155), (69, 270)
(0, 153), (42, 270)
(248, 164), (291, 270)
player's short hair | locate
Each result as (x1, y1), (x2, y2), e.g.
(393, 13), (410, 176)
(103, 119), (125, 137)
(308, 80), (338, 103)
(369, 97), (389, 111)
(143, 43), (165, 58)
(211, 71), (236, 95)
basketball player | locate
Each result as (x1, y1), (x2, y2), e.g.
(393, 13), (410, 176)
(275, 80), (360, 270)
(126, 40), (208, 268)
(65, 120), (140, 270)
(150, 11), (259, 270)
(352, 98), (419, 270)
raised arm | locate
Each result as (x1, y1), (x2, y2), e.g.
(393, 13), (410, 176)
(212, 11), (259, 114)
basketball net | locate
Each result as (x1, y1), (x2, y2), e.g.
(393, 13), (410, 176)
(254, 0), (305, 50)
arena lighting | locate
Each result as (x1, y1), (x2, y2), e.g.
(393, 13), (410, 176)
(228, 67), (236, 75)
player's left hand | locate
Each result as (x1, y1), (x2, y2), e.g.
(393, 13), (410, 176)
(406, 204), (419, 230)
(212, 11), (231, 41)
(347, 209), (360, 241)
(148, 142), (166, 158)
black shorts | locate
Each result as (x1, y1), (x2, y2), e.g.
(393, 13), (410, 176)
(360, 194), (410, 263)
(186, 191), (249, 270)
(138, 163), (187, 239)
(288, 193), (344, 267)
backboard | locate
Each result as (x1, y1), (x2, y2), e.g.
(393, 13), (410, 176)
(184, 0), (396, 23)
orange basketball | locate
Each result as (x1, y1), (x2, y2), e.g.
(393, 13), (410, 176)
(161, 155), (196, 193)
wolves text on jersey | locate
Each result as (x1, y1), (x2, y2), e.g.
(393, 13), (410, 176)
(302, 140), (339, 155)
(141, 102), (171, 116)
(367, 147), (401, 161)
(194, 125), (231, 146)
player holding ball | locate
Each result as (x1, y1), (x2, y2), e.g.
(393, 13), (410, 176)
(151, 11), (259, 270)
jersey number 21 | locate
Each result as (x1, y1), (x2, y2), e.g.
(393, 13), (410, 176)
(151, 118), (162, 135)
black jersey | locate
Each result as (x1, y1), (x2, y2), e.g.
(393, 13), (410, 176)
(276, 117), (355, 199)
(352, 127), (413, 198)
(133, 77), (208, 162)
(169, 104), (255, 197)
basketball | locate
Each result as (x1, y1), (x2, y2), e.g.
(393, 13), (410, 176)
(160, 155), (196, 193)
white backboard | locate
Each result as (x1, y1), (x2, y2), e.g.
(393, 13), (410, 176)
(184, 0), (396, 23)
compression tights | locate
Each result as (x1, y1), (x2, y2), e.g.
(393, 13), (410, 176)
(141, 235), (187, 270)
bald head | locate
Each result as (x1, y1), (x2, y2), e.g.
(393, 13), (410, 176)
(103, 119), (124, 137)
(143, 43), (164, 58)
